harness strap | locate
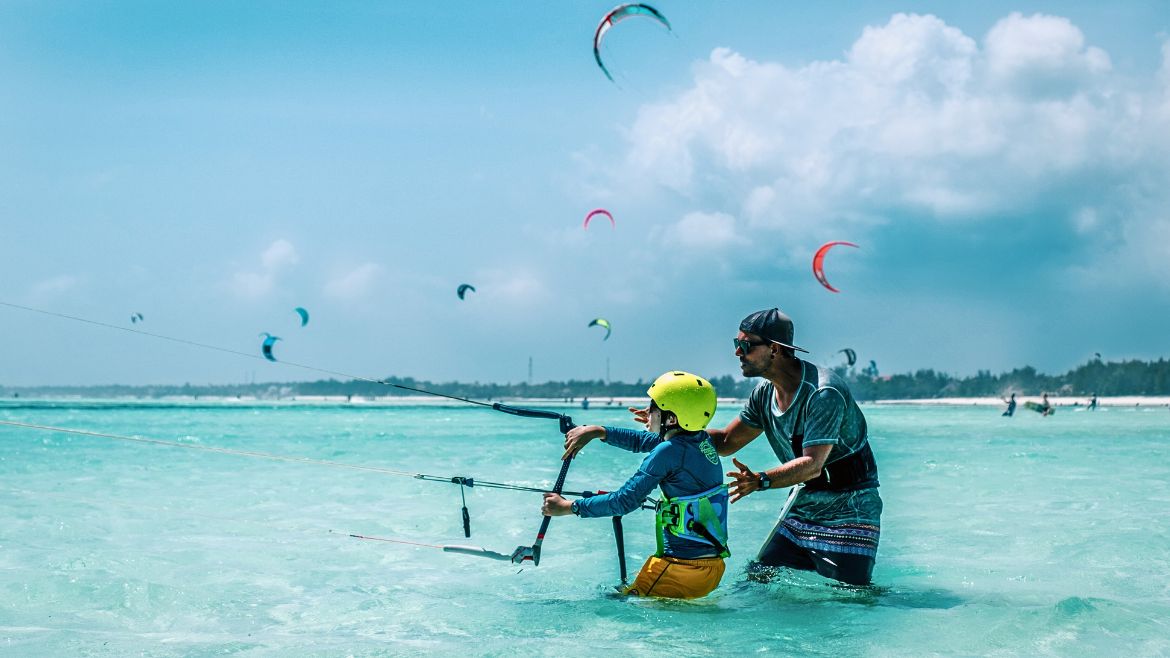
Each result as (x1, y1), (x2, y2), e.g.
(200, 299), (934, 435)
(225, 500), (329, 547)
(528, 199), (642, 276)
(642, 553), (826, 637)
(685, 519), (729, 558)
(802, 441), (879, 491)
(655, 484), (730, 558)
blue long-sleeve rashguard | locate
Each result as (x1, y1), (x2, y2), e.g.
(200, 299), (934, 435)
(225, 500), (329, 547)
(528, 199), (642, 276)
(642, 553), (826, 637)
(574, 426), (725, 559)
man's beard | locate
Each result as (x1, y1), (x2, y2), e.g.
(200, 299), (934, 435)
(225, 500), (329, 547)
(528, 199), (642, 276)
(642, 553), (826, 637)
(740, 359), (765, 378)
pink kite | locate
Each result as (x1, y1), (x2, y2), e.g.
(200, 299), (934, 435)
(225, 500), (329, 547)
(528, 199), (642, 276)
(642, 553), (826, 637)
(583, 208), (615, 230)
(812, 241), (859, 293)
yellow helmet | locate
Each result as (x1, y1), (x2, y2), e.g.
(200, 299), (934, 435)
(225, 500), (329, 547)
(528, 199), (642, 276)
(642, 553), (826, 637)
(647, 371), (717, 431)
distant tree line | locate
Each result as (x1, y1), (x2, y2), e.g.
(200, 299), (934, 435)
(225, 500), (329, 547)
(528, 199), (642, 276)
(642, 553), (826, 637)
(3, 358), (1167, 401)
(843, 358), (1170, 400)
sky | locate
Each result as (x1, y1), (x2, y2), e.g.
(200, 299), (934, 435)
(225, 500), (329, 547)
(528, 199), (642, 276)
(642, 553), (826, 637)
(2, 1), (1168, 387)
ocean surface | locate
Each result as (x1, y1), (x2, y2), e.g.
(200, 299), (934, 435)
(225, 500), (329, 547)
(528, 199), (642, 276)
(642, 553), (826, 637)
(1, 399), (1168, 657)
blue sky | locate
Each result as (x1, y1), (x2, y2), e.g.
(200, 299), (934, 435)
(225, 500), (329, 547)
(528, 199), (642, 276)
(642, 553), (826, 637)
(2, 2), (1168, 387)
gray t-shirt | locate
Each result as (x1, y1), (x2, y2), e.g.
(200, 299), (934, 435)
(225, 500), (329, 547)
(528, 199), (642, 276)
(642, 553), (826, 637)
(739, 360), (869, 467)
(739, 361), (882, 527)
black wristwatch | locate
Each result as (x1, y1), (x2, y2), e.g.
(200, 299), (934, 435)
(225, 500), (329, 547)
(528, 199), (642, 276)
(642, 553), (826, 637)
(758, 473), (772, 490)
(570, 500), (581, 516)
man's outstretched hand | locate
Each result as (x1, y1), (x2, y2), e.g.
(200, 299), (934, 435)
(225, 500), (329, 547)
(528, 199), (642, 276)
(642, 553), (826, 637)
(727, 457), (763, 503)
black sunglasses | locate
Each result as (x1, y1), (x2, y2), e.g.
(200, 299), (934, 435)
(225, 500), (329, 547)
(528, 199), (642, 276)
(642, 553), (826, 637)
(734, 338), (770, 353)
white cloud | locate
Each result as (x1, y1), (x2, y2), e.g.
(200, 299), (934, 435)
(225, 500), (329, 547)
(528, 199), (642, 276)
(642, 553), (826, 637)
(324, 263), (382, 301)
(1160, 40), (1170, 117)
(230, 238), (299, 299)
(476, 267), (549, 305)
(260, 239), (299, 270)
(603, 12), (1170, 285)
(984, 12), (1110, 98)
(1071, 207), (1100, 235)
(1134, 218), (1170, 286)
(1067, 212), (1170, 292)
(744, 185), (776, 220)
(29, 274), (80, 299)
(231, 271), (274, 298)
(848, 13), (976, 95)
(660, 211), (747, 251)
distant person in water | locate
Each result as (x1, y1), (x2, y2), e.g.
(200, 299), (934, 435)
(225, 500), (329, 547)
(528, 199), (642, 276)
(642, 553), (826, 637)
(1002, 393), (1016, 417)
(1088, 394), (1098, 411)
(1040, 393), (1053, 416)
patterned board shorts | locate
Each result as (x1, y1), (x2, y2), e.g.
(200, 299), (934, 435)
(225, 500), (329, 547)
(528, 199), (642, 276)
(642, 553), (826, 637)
(755, 517), (880, 586)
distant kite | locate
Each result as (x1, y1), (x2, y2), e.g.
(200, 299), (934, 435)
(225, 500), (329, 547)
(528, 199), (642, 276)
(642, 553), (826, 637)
(583, 208), (615, 230)
(457, 284), (476, 300)
(812, 241), (859, 293)
(588, 317), (612, 341)
(259, 332), (282, 362)
(294, 307), (310, 327)
(130, 312), (144, 324)
(838, 348), (857, 367)
(593, 4), (672, 83)
(1094, 352), (1102, 360)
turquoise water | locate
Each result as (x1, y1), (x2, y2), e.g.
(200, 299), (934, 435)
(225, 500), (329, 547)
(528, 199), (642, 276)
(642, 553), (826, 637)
(2, 400), (1169, 656)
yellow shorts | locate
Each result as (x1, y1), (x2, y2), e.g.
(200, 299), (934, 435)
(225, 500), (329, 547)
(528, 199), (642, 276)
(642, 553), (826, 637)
(622, 555), (725, 599)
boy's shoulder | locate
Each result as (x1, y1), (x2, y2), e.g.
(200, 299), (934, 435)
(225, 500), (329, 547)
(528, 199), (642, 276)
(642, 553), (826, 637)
(649, 436), (684, 456)
(661, 432), (721, 463)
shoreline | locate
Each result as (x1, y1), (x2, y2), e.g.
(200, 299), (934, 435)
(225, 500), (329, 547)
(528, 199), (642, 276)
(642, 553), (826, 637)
(870, 395), (1170, 407)
(1, 394), (1168, 408)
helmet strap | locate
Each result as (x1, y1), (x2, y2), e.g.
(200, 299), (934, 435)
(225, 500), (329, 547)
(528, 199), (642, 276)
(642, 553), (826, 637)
(648, 401), (680, 438)
(659, 411), (680, 440)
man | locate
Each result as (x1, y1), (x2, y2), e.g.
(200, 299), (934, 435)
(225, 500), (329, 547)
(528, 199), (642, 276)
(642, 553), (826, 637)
(1003, 393), (1017, 417)
(542, 371), (728, 599)
(707, 308), (882, 586)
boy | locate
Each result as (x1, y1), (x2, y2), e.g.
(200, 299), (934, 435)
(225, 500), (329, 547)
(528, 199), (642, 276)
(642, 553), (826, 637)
(541, 371), (728, 599)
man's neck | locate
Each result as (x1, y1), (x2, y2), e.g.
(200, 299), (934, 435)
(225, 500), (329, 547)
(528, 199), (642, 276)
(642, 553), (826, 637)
(766, 358), (804, 412)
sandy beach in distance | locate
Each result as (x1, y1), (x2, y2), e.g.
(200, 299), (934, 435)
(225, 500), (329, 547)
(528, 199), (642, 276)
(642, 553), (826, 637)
(43, 394), (1161, 409)
(286, 394), (1170, 408)
(870, 396), (1170, 407)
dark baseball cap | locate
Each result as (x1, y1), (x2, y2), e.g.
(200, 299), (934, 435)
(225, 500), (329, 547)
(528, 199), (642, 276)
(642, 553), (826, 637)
(739, 308), (808, 353)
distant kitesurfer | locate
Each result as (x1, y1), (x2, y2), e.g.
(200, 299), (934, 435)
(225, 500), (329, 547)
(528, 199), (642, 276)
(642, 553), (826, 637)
(1088, 394), (1098, 411)
(707, 308), (881, 586)
(543, 371), (728, 599)
(1040, 393), (1053, 417)
(1002, 393), (1017, 417)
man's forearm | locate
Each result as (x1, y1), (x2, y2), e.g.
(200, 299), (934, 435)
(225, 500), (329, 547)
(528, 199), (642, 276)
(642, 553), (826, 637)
(762, 456), (821, 488)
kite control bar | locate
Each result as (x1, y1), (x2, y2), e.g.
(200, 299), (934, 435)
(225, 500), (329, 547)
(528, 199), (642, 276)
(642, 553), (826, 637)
(512, 454), (574, 566)
(491, 402), (576, 435)
(489, 402), (579, 566)
(418, 403), (576, 545)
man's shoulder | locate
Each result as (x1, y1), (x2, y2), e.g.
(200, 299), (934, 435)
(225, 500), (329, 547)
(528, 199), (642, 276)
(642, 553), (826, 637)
(801, 363), (861, 419)
(808, 362), (852, 396)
